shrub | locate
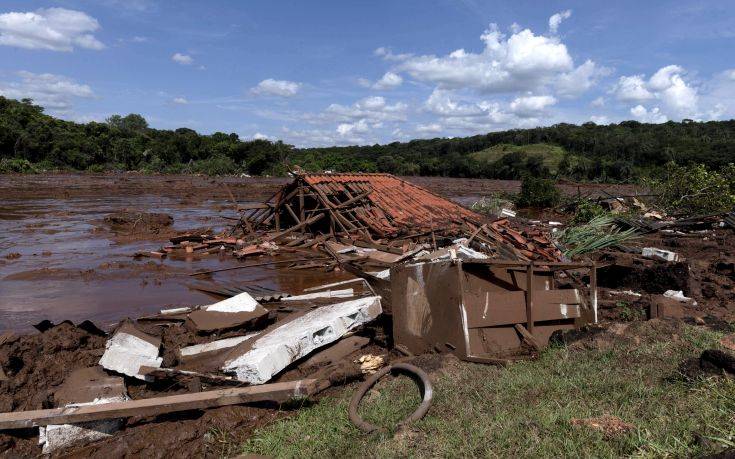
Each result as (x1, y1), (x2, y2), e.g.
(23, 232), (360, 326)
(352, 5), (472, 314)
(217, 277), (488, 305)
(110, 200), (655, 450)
(0, 158), (37, 173)
(190, 154), (239, 176)
(645, 162), (735, 214)
(515, 176), (561, 208)
(570, 199), (606, 225)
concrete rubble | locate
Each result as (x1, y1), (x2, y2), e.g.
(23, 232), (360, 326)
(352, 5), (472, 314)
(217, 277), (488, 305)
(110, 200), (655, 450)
(222, 296), (382, 384)
(99, 322), (162, 380)
(39, 367), (127, 454)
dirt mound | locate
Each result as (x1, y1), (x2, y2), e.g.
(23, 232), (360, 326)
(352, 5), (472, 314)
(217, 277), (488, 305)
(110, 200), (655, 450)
(104, 211), (173, 235)
(0, 322), (107, 412)
(596, 252), (691, 294)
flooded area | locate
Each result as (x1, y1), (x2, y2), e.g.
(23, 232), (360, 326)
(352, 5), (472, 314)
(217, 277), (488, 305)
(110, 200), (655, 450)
(0, 173), (637, 332)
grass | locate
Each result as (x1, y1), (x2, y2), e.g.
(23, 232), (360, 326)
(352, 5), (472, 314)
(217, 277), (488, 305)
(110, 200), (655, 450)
(470, 143), (566, 174)
(234, 322), (735, 458)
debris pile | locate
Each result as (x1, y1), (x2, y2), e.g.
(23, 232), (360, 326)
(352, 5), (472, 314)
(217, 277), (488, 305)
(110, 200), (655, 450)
(1, 172), (592, 455)
(7, 171), (735, 455)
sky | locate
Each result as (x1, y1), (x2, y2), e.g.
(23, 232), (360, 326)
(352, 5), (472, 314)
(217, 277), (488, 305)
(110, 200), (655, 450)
(0, 0), (733, 147)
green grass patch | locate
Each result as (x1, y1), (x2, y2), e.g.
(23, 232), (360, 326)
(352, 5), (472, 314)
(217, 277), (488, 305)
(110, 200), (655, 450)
(471, 143), (566, 174)
(236, 322), (735, 458)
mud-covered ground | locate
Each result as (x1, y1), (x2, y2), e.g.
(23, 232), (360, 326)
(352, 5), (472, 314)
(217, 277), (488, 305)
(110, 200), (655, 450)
(0, 173), (638, 333)
(4, 173), (735, 459)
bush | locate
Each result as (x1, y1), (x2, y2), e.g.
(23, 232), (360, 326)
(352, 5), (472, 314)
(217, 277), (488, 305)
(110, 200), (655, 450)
(570, 199), (606, 225)
(646, 162), (735, 214)
(516, 176), (561, 208)
(0, 158), (37, 173)
(190, 154), (239, 176)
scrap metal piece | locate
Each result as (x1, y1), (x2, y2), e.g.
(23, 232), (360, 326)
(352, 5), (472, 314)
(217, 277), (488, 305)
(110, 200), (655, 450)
(348, 363), (433, 433)
(222, 296), (382, 384)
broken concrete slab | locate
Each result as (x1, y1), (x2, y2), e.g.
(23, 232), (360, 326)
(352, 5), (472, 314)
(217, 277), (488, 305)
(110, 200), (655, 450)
(54, 366), (126, 406)
(179, 334), (258, 361)
(40, 366), (128, 454)
(205, 291), (262, 312)
(187, 291), (269, 333)
(222, 296), (382, 384)
(99, 322), (163, 380)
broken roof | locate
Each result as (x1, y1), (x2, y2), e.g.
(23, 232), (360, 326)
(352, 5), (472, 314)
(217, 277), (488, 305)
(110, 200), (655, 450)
(299, 173), (481, 235)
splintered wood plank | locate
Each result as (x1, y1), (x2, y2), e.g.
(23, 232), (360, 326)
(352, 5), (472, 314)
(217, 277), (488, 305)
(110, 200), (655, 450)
(0, 379), (318, 430)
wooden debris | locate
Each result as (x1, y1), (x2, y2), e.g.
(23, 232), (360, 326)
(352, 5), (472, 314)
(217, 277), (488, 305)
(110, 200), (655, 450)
(0, 380), (319, 430)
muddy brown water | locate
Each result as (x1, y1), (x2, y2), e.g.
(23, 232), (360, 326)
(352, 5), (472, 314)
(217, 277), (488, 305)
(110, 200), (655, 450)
(0, 173), (637, 333)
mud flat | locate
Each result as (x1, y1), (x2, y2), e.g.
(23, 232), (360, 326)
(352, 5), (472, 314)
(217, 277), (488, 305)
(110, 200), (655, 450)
(0, 173), (637, 332)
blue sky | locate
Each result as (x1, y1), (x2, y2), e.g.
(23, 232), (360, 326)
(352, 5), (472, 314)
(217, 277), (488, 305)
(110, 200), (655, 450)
(0, 0), (733, 147)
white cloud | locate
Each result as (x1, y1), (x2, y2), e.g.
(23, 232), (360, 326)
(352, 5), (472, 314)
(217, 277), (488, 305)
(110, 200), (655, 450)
(374, 47), (412, 62)
(357, 77), (372, 88)
(549, 10), (572, 34)
(613, 65), (698, 118)
(630, 104), (668, 123)
(372, 72), (403, 90)
(591, 96), (605, 107)
(336, 119), (369, 136)
(509, 95), (557, 117)
(612, 75), (653, 101)
(172, 52), (193, 65)
(172, 97), (188, 104)
(416, 123), (443, 133)
(556, 60), (608, 97)
(252, 132), (270, 140)
(251, 78), (302, 97)
(0, 71), (94, 111)
(324, 96), (408, 123)
(649, 65), (698, 114)
(394, 23), (596, 96)
(0, 8), (104, 51)
(424, 88), (486, 117)
(590, 115), (609, 124)
(699, 69), (735, 120)
(282, 126), (368, 147)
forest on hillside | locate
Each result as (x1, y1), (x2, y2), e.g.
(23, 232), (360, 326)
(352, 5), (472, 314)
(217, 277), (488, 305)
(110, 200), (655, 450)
(2, 96), (734, 181)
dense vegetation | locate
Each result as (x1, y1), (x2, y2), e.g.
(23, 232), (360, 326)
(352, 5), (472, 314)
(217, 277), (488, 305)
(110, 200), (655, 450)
(2, 96), (735, 182)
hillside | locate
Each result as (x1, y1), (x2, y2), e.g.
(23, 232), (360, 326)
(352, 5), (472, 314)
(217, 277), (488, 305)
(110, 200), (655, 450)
(470, 143), (566, 176)
(2, 96), (735, 181)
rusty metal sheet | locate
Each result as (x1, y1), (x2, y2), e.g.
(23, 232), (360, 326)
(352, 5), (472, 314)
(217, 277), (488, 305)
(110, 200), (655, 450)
(392, 260), (590, 359)
(464, 290), (582, 328)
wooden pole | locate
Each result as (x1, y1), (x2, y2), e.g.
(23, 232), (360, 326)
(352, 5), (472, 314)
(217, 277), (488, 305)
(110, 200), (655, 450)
(0, 380), (319, 430)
